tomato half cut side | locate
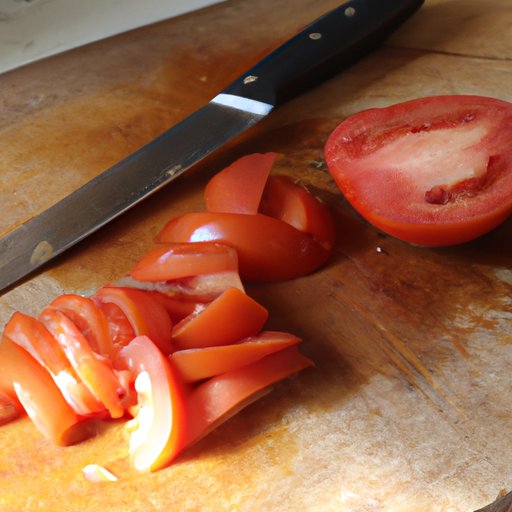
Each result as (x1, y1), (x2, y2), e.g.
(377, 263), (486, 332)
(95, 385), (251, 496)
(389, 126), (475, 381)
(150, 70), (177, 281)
(93, 286), (174, 354)
(130, 242), (239, 282)
(172, 287), (268, 350)
(185, 346), (313, 446)
(117, 335), (187, 472)
(4, 312), (104, 416)
(39, 307), (125, 419)
(260, 175), (335, 251)
(205, 153), (277, 214)
(157, 212), (331, 281)
(171, 331), (301, 382)
(49, 294), (115, 358)
(325, 95), (512, 246)
(0, 336), (94, 446)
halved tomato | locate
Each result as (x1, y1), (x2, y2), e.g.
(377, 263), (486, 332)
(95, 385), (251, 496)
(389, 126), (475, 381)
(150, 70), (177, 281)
(172, 287), (268, 350)
(157, 212), (331, 281)
(39, 307), (125, 419)
(185, 346), (313, 446)
(0, 336), (94, 445)
(171, 331), (301, 382)
(50, 294), (115, 358)
(325, 95), (512, 246)
(205, 153), (277, 214)
(130, 242), (239, 282)
(117, 335), (187, 472)
(93, 286), (174, 354)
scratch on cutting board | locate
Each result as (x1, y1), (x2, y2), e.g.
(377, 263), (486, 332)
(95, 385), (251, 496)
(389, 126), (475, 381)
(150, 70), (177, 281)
(348, 297), (465, 420)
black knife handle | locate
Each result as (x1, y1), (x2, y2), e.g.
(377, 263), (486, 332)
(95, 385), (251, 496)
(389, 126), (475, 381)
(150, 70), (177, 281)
(221, 0), (423, 107)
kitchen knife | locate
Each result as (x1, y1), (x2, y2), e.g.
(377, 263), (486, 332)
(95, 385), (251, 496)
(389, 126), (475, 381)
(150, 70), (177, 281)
(0, 0), (424, 293)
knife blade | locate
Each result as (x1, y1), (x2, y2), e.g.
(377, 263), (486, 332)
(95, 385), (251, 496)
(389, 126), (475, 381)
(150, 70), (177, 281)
(0, 0), (424, 294)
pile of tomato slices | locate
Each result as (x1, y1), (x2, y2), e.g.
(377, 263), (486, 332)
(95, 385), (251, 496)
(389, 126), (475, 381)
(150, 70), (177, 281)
(325, 95), (512, 246)
(0, 153), (334, 474)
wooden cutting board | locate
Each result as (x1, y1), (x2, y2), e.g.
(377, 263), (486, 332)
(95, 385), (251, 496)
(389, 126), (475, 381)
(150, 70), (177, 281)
(1, 0), (512, 510)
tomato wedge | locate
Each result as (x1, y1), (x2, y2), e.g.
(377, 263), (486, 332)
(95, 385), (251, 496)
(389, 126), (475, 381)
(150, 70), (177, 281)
(0, 336), (94, 445)
(185, 346), (313, 446)
(93, 286), (174, 354)
(117, 336), (187, 472)
(325, 95), (512, 246)
(205, 153), (277, 214)
(39, 307), (125, 419)
(157, 212), (331, 281)
(130, 242), (239, 282)
(171, 331), (301, 383)
(4, 312), (105, 416)
(172, 287), (268, 350)
(260, 175), (335, 251)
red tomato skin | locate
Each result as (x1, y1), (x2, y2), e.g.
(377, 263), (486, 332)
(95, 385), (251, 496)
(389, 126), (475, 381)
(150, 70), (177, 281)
(171, 331), (301, 382)
(0, 336), (94, 446)
(260, 175), (335, 251)
(205, 153), (277, 214)
(185, 346), (313, 447)
(325, 95), (512, 246)
(172, 287), (269, 350)
(157, 212), (331, 281)
(130, 242), (239, 282)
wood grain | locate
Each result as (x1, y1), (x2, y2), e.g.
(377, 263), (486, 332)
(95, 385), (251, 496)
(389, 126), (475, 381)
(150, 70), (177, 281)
(1, 0), (512, 510)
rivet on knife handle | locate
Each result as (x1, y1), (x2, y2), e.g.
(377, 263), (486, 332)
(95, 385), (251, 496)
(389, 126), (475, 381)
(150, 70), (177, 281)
(0, 0), (423, 294)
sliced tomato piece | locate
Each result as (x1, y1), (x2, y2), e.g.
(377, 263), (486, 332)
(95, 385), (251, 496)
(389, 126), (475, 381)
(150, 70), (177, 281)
(93, 286), (173, 354)
(95, 301), (136, 348)
(325, 95), (512, 246)
(172, 287), (268, 350)
(205, 153), (277, 214)
(118, 271), (244, 303)
(157, 212), (331, 281)
(130, 242), (239, 282)
(171, 331), (301, 382)
(185, 346), (313, 446)
(39, 307), (125, 419)
(117, 335), (187, 472)
(49, 294), (115, 358)
(260, 175), (335, 251)
(4, 312), (105, 416)
(150, 292), (207, 324)
(0, 336), (94, 445)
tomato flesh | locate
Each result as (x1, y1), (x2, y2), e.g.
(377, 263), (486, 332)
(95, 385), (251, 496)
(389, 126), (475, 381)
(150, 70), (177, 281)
(325, 95), (512, 246)
(117, 336), (187, 472)
(5, 312), (105, 416)
(39, 307), (125, 419)
(93, 287), (174, 355)
(49, 294), (115, 358)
